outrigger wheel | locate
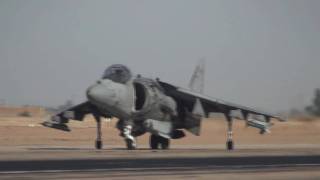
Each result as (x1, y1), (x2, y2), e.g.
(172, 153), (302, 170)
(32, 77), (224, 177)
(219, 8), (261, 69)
(95, 140), (103, 150)
(227, 140), (234, 150)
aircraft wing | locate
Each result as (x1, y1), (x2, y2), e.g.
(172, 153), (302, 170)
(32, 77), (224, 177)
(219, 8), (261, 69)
(159, 81), (284, 122)
(42, 101), (97, 131)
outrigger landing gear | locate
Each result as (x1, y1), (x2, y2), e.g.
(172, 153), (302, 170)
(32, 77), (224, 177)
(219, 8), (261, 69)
(225, 114), (234, 151)
(94, 114), (103, 150)
(150, 135), (170, 150)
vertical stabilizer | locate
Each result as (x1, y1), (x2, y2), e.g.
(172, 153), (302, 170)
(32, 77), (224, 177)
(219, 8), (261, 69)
(189, 59), (205, 94)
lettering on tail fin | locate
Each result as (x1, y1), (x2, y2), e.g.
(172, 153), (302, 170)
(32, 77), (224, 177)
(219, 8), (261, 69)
(189, 59), (205, 94)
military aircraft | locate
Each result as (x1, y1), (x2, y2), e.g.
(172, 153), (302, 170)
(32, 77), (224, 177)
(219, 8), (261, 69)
(42, 62), (284, 150)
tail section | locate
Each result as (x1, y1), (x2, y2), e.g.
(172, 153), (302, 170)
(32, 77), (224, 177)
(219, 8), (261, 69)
(189, 59), (205, 94)
(185, 59), (206, 136)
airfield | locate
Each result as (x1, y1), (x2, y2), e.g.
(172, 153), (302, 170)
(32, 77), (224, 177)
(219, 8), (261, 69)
(0, 107), (320, 179)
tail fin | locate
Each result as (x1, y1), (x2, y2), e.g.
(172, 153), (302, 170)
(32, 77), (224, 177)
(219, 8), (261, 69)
(189, 59), (205, 93)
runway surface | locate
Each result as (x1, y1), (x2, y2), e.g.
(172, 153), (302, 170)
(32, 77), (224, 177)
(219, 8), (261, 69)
(0, 146), (320, 179)
(1, 155), (320, 172)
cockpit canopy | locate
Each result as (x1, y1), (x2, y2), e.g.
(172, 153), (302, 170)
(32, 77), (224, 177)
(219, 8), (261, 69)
(102, 64), (132, 84)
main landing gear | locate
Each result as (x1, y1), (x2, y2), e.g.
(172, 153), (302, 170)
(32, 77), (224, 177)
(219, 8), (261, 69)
(150, 134), (170, 150)
(225, 114), (234, 151)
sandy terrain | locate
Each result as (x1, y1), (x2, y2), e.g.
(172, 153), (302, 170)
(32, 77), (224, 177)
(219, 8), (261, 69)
(0, 113), (320, 179)
(0, 115), (319, 148)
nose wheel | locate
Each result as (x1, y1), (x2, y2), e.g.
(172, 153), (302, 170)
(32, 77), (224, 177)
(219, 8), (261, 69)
(150, 135), (170, 150)
(125, 139), (136, 150)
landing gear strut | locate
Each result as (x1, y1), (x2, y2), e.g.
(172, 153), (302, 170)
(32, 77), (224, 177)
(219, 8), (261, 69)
(94, 114), (103, 150)
(225, 114), (234, 151)
(123, 125), (137, 150)
(150, 135), (170, 150)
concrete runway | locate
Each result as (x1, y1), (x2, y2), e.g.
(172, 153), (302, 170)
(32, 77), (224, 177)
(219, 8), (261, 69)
(0, 146), (320, 179)
(0, 155), (320, 172)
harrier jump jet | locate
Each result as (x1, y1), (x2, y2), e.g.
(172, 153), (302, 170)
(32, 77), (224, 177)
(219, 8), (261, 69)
(42, 62), (284, 150)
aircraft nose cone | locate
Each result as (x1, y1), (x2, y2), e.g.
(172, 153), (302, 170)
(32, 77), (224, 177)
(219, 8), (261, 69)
(86, 85), (97, 101)
(86, 82), (117, 106)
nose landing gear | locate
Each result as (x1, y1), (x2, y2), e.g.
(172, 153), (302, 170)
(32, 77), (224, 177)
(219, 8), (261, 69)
(123, 125), (137, 150)
(125, 139), (136, 150)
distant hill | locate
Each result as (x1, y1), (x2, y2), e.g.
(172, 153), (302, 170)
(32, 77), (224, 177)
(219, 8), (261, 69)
(0, 105), (46, 117)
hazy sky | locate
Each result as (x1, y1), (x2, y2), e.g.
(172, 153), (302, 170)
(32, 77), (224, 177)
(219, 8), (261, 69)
(0, 0), (319, 113)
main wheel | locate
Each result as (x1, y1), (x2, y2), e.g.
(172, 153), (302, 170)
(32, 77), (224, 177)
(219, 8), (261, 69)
(95, 140), (103, 150)
(227, 140), (234, 150)
(150, 135), (170, 150)
(150, 134), (159, 149)
(159, 137), (170, 150)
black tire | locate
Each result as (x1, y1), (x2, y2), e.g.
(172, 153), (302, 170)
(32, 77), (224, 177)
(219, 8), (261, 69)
(227, 140), (234, 150)
(150, 134), (159, 149)
(95, 140), (103, 150)
(160, 138), (170, 150)
(125, 139), (136, 150)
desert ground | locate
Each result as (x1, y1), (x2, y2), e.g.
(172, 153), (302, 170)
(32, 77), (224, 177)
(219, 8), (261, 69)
(0, 115), (319, 148)
(0, 107), (320, 179)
